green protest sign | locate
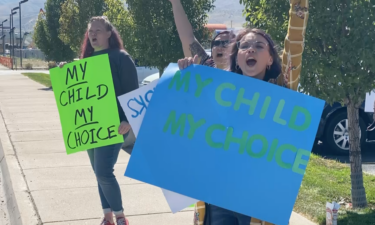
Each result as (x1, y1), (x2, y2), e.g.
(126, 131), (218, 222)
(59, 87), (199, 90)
(50, 54), (123, 154)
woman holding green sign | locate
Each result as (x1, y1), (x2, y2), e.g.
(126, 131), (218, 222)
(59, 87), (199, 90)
(60, 16), (138, 225)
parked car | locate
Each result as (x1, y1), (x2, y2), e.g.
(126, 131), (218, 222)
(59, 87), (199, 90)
(134, 60), (158, 84)
(315, 101), (373, 155)
(140, 72), (159, 86)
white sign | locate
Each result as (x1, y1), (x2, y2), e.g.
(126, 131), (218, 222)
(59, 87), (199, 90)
(118, 80), (159, 136)
(118, 80), (199, 213)
(365, 91), (375, 112)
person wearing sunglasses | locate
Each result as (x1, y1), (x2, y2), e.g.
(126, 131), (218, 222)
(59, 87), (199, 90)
(168, 0), (235, 70)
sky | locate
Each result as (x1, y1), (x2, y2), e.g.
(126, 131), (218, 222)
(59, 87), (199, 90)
(0, 0), (246, 32)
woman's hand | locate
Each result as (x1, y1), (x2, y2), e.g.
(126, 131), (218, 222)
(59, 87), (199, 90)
(178, 55), (198, 70)
(59, 62), (67, 68)
(118, 121), (131, 135)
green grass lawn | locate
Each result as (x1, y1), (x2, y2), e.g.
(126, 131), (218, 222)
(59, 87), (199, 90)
(295, 154), (375, 225)
(22, 73), (52, 87)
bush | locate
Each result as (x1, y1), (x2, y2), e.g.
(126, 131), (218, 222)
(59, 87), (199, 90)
(25, 63), (33, 70)
(48, 61), (57, 69)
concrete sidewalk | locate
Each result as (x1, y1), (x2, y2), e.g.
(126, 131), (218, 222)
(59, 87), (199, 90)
(0, 73), (317, 225)
(0, 64), (10, 70)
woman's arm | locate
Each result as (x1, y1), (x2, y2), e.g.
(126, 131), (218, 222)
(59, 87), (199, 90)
(117, 53), (139, 122)
(169, 0), (209, 64)
(120, 54), (139, 94)
(277, 0), (309, 91)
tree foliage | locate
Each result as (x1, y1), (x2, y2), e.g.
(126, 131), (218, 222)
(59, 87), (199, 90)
(33, 13), (51, 60)
(59, 0), (107, 53)
(241, 0), (375, 208)
(126, 0), (215, 73)
(103, 0), (136, 56)
(33, 0), (76, 62)
(241, 0), (375, 105)
(45, 0), (76, 62)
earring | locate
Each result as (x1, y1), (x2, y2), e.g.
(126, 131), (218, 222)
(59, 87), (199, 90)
(267, 65), (271, 70)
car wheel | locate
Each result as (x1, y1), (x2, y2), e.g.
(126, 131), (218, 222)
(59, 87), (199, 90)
(325, 112), (366, 155)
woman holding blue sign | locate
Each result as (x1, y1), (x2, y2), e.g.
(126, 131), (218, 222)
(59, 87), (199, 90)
(169, 0), (235, 69)
(60, 16), (138, 225)
(177, 0), (309, 224)
(178, 27), (282, 225)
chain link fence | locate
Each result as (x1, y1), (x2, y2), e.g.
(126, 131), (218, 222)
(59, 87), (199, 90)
(12, 49), (48, 69)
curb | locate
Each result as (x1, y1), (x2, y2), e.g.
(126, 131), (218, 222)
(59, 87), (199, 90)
(290, 212), (318, 225)
(0, 108), (40, 225)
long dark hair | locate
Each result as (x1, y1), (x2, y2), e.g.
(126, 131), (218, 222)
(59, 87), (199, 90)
(229, 28), (281, 81)
(80, 16), (125, 59)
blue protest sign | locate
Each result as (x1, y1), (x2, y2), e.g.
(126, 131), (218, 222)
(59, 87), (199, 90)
(125, 63), (325, 225)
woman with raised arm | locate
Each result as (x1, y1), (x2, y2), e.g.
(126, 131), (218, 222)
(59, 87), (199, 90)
(60, 16), (138, 225)
(168, 0), (235, 69)
(176, 0), (310, 225)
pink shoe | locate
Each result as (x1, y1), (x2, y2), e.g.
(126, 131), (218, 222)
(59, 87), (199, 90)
(116, 217), (129, 225)
(100, 218), (115, 225)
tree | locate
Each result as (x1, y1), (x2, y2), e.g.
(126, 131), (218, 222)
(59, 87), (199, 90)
(59, 0), (107, 53)
(45, 0), (76, 62)
(103, 0), (136, 56)
(241, 0), (375, 208)
(126, 0), (215, 74)
(33, 13), (51, 60)
(33, 0), (76, 62)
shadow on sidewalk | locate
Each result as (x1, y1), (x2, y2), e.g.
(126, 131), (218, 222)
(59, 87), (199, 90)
(38, 87), (53, 91)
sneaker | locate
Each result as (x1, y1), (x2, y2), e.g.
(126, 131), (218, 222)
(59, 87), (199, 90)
(116, 217), (129, 225)
(100, 218), (115, 225)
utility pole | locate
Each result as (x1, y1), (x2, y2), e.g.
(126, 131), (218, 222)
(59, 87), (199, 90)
(12, 7), (19, 67)
(1, 19), (7, 56)
(9, 14), (11, 59)
(19, 0), (29, 68)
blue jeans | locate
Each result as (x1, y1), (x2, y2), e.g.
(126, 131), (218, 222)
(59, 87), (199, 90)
(206, 204), (252, 225)
(87, 134), (127, 214)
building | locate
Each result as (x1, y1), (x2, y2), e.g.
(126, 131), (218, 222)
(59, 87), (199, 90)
(205, 24), (228, 38)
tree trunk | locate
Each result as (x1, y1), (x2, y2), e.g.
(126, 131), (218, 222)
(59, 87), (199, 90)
(158, 67), (164, 78)
(347, 101), (367, 208)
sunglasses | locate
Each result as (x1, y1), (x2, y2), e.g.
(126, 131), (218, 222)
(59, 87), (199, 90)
(212, 40), (230, 47)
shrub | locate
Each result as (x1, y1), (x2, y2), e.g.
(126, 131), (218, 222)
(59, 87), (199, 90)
(25, 63), (33, 70)
(48, 61), (57, 69)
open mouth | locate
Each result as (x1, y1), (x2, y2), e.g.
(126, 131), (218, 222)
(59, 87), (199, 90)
(216, 53), (223, 58)
(92, 38), (97, 42)
(246, 58), (257, 67)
